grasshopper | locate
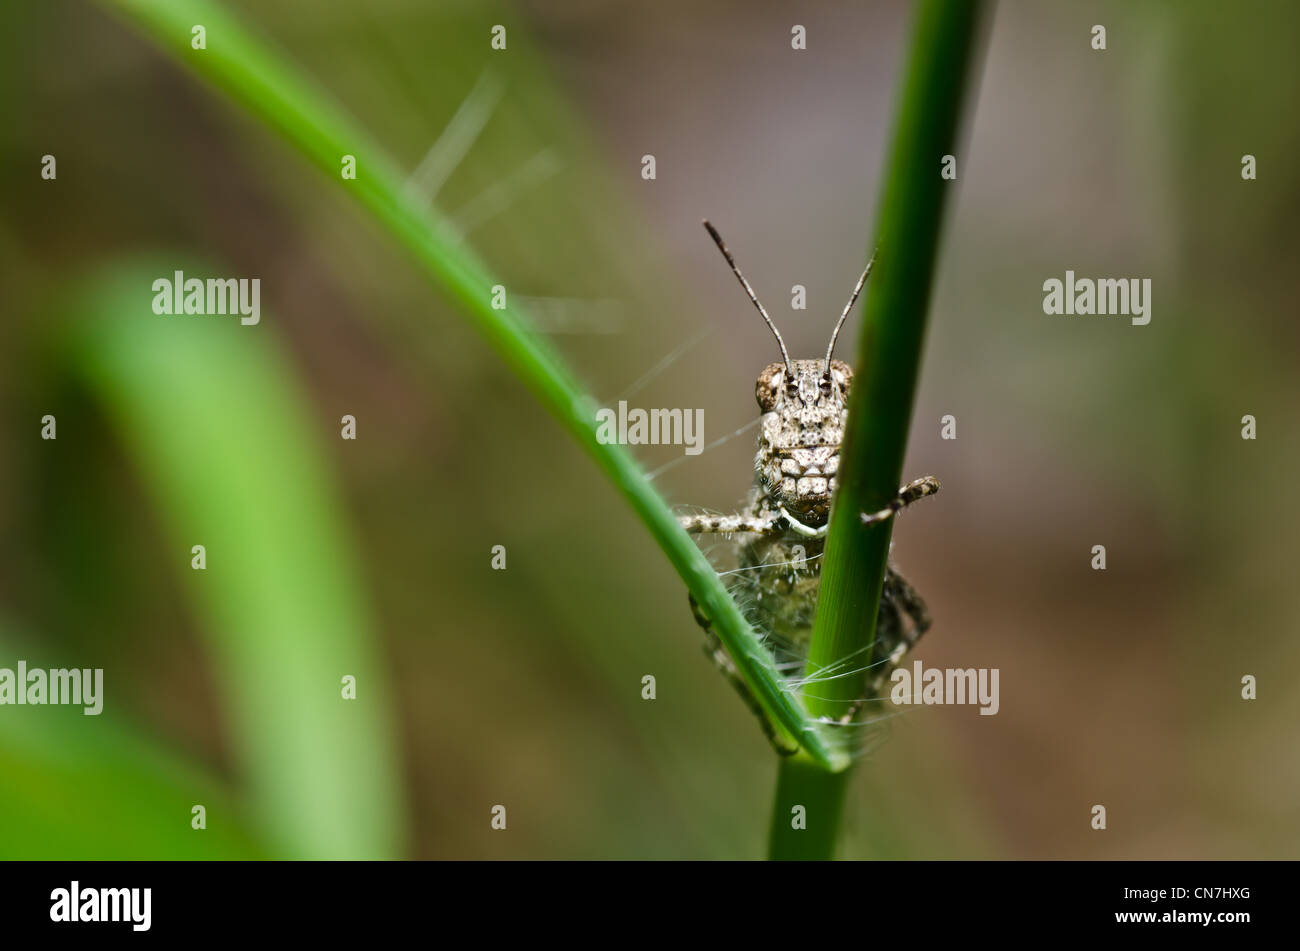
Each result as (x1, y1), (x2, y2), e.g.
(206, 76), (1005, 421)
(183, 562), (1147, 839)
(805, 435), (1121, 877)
(680, 221), (940, 754)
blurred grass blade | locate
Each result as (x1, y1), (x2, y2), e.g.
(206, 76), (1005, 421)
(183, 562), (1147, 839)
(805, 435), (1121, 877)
(771, 0), (988, 858)
(0, 624), (266, 859)
(97, 0), (840, 766)
(61, 260), (406, 859)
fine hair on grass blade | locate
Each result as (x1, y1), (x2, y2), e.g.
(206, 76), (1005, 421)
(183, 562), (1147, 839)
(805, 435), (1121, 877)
(96, 0), (841, 768)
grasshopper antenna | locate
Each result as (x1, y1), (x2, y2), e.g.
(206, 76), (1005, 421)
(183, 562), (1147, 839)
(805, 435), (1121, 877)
(703, 220), (793, 374)
(825, 249), (877, 374)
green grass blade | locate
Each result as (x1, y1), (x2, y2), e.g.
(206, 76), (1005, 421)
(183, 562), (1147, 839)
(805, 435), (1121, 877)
(96, 0), (839, 766)
(61, 260), (406, 858)
(772, 0), (988, 858)
(0, 625), (266, 859)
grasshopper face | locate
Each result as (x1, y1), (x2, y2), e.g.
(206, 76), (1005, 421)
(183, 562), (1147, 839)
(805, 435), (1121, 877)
(754, 358), (853, 526)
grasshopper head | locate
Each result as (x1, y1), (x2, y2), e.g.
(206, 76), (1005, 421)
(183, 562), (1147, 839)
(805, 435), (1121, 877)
(700, 219), (871, 527)
(754, 358), (852, 524)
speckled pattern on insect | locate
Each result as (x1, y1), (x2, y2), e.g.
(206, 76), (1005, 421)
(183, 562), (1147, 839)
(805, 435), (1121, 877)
(679, 221), (940, 753)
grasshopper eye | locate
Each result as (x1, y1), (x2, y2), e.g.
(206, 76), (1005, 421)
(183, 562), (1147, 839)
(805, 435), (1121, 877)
(755, 363), (785, 411)
(828, 360), (853, 395)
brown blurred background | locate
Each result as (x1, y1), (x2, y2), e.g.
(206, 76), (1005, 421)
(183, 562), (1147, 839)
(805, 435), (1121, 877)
(1, 0), (1297, 858)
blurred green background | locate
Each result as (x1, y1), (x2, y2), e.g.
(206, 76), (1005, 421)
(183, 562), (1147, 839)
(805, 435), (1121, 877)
(1, 0), (1297, 859)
